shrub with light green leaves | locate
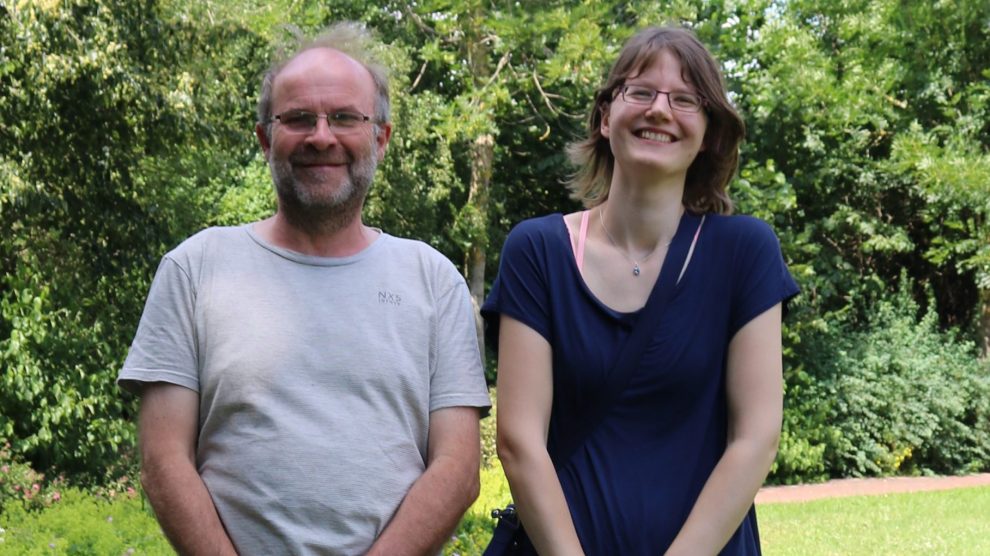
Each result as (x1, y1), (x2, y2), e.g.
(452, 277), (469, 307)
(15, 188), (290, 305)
(446, 461), (512, 555)
(0, 488), (171, 554)
(446, 388), (508, 554)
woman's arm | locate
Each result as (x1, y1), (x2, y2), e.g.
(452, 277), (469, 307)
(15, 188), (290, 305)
(665, 303), (784, 556)
(496, 315), (586, 556)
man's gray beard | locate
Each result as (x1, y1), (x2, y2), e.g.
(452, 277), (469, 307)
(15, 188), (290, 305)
(268, 149), (378, 235)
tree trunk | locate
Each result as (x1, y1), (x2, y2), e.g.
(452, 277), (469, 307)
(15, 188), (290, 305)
(980, 288), (990, 358)
(466, 133), (494, 358)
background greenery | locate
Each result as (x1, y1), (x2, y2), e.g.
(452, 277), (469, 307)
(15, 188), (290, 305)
(1, 0), (988, 535)
(2, 434), (988, 554)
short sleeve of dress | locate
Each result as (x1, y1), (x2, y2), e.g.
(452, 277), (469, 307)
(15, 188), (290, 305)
(481, 217), (556, 350)
(728, 217), (800, 338)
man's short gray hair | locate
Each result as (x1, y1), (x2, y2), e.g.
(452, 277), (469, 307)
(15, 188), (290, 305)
(257, 22), (391, 140)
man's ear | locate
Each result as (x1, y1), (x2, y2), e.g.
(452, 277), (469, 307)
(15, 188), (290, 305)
(255, 123), (271, 158)
(375, 122), (393, 160)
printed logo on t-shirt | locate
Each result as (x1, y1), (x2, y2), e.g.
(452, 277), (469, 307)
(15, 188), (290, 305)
(378, 291), (402, 306)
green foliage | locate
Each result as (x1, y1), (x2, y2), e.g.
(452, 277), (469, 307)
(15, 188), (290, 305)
(443, 386), (504, 553)
(0, 488), (172, 555)
(776, 277), (990, 480)
(2, 0), (989, 494)
(732, 0), (990, 335)
(480, 388), (498, 469)
(0, 0), (265, 482)
(445, 461), (512, 555)
(0, 443), (65, 516)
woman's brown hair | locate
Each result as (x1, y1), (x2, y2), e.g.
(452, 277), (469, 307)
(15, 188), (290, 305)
(566, 26), (745, 214)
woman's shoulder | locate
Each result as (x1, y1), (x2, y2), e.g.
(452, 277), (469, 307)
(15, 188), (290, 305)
(705, 212), (775, 232)
(501, 213), (567, 250)
(508, 213), (566, 236)
(704, 213), (782, 245)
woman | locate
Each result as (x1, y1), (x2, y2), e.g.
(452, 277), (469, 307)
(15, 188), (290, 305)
(482, 26), (799, 555)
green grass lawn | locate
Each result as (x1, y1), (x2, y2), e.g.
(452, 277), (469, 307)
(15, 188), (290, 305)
(454, 469), (990, 554)
(757, 486), (990, 556)
(2, 475), (987, 554)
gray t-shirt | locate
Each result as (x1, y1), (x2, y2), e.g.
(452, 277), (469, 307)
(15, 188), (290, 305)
(119, 225), (490, 555)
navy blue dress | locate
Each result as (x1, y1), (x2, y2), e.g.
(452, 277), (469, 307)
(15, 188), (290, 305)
(482, 211), (799, 555)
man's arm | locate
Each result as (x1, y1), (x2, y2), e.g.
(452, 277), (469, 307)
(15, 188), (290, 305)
(139, 382), (238, 556)
(366, 405), (482, 556)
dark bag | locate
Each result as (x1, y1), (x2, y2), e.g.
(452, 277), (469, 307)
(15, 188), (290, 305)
(483, 215), (706, 556)
(483, 505), (535, 555)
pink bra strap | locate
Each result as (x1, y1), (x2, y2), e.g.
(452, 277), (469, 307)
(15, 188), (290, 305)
(575, 210), (590, 271)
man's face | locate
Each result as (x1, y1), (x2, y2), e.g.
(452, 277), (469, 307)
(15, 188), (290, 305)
(258, 48), (391, 222)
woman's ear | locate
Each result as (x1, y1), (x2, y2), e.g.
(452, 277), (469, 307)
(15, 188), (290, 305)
(600, 104), (611, 139)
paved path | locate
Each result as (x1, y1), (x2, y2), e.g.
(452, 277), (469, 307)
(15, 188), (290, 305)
(756, 473), (990, 504)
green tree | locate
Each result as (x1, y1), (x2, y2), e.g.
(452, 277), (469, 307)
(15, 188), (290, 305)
(724, 0), (990, 479)
(0, 0), (265, 482)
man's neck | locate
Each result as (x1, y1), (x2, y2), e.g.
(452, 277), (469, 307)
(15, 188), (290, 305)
(254, 213), (378, 258)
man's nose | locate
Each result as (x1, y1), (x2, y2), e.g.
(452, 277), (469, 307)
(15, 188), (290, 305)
(305, 116), (340, 149)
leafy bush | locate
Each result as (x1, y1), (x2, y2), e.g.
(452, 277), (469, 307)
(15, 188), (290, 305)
(480, 387), (498, 469)
(769, 305), (843, 484)
(0, 487), (170, 555)
(0, 0), (265, 485)
(0, 442), (65, 516)
(446, 389), (509, 554)
(777, 276), (990, 480)
(446, 461), (512, 555)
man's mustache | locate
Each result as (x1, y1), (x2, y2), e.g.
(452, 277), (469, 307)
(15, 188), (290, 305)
(290, 151), (351, 166)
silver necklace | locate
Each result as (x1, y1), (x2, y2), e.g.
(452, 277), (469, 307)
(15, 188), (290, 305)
(599, 208), (671, 276)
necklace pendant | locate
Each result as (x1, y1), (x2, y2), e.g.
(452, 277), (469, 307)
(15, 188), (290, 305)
(633, 264), (641, 276)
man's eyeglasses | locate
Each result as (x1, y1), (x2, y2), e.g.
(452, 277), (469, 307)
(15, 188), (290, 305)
(269, 110), (376, 134)
(618, 85), (705, 113)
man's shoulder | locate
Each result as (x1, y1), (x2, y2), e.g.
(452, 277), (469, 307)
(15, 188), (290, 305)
(377, 234), (452, 265)
(376, 233), (464, 286)
(164, 225), (251, 260)
(378, 233), (436, 253)
(169, 225), (249, 252)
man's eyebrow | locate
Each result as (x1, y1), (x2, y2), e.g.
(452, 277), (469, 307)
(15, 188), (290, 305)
(281, 104), (367, 114)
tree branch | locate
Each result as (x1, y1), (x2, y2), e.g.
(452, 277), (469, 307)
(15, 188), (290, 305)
(410, 60), (429, 92)
(532, 69), (583, 119)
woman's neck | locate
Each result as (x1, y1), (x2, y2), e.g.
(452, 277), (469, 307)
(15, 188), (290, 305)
(601, 174), (685, 251)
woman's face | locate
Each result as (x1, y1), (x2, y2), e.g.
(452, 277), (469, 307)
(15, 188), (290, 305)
(601, 49), (708, 184)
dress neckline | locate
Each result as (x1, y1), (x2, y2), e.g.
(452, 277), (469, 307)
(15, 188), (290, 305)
(558, 210), (701, 319)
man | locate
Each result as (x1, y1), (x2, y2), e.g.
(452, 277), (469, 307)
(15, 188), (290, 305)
(118, 22), (490, 555)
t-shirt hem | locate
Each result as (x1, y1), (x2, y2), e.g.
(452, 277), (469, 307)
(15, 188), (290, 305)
(117, 369), (199, 395)
(430, 393), (492, 413)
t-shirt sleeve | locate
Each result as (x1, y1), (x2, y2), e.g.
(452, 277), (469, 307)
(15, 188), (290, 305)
(429, 263), (492, 413)
(117, 255), (200, 395)
(481, 220), (553, 350)
(728, 218), (800, 338)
